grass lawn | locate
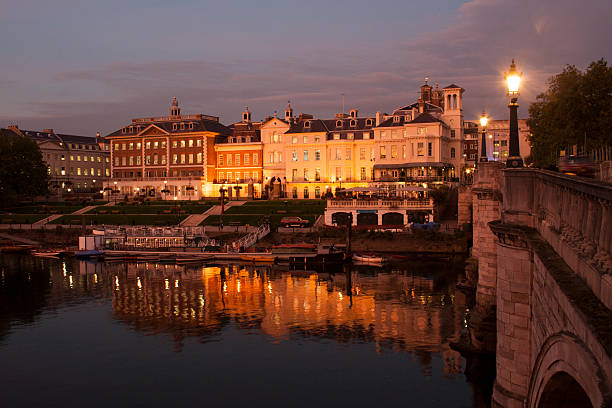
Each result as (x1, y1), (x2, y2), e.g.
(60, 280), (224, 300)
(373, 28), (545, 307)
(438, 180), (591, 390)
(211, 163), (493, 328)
(86, 203), (212, 215)
(2, 204), (90, 214)
(201, 214), (318, 229)
(52, 214), (187, 226)
(0, 214), (48, 224)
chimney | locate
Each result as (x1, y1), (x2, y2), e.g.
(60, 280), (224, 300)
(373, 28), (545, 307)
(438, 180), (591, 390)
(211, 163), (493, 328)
(96, 131), (100, 142)
(376, 111), (382, 126)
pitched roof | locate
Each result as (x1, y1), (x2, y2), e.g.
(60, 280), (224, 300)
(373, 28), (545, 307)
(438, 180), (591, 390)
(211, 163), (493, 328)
(443, 84), (463, 89)
(409, 112), (444, 124)
(105, 117), (231, 138)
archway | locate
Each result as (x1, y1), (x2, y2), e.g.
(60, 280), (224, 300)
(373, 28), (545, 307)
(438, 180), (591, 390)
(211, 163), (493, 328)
(331, 212), (351, 226)
(357, 213), (378, 226)
(538, 372), (592, 408)
(382, 212), (403, 225)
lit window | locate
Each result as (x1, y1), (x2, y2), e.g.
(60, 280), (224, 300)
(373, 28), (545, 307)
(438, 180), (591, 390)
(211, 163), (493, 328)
(315, 149), (320, 161)
(292, 151), (297, 161)
(380, 146), (386, 159)
(303, 150), (309, 161)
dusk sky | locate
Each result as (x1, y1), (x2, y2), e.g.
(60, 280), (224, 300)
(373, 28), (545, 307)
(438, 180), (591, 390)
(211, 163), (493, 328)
(1, 0), (610, 136)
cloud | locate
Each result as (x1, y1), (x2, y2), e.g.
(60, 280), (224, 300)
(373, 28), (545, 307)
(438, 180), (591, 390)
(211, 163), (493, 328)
(2, 0), (610, 135)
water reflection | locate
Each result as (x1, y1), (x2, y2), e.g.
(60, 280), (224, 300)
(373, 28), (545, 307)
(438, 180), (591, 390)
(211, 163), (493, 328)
(0, 255), (491, 407)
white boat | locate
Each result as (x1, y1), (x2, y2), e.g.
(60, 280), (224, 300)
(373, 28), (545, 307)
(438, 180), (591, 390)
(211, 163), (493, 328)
(352, 253), (385, 265)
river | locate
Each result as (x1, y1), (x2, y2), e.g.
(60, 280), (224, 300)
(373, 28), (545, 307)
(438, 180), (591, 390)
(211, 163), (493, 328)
(0, 255), (493, 407)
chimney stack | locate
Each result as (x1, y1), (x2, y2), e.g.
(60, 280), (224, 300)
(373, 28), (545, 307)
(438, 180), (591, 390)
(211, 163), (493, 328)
(376, 111), (382, 126)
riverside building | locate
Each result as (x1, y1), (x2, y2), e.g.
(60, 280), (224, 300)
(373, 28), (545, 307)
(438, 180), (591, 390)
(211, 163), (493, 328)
(2, 125), (110, 195)
(105, 98), (230, 200)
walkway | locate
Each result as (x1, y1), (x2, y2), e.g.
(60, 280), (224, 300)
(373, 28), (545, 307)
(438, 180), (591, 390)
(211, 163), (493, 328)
(181, 201), (246, 227)
(0, 232), (40, 246)
(31, 205), (97, 227)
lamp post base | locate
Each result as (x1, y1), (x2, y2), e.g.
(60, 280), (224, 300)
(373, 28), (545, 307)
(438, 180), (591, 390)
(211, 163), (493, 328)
(506, 156), (524, 168)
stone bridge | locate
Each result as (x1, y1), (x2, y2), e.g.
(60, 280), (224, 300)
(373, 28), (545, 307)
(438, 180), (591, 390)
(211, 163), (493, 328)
(469, 162), (611, 408)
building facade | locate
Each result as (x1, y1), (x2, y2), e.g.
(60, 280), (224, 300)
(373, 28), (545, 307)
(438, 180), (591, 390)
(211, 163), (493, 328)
(465, 118), (531, 162)
(2, 125), (110, 195)
(214, 107), (264, 199)
(105, 98), (230, 200)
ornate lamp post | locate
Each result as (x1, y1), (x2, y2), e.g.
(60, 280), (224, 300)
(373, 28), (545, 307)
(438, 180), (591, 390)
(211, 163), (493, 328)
(479, 112), (488, 162)
(505, 59), (523, 168)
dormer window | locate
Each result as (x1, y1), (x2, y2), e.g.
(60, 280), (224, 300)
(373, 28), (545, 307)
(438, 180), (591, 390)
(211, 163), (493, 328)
(180, 123), (185, 130)
(393, 116), (400, 123)
(246, 136), (251, 143)
(350, 119), (357, 127)
(172, 123), (178, 131)
(229, 137), (234, 143)
(405, 114), (411, 122)
(365, 119), (372, 127)
(304, 121), (311, 128)
(189, 122), (194, 130)
(336, 120), (343, 128)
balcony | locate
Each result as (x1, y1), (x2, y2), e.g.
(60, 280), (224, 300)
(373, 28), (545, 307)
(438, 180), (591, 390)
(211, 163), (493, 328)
(327, 198), (433, 210)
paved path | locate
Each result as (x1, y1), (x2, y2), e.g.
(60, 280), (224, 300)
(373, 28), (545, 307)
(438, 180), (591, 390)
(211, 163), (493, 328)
(180, 201), (246, 227)
(31, 205), (97, 227)
(0, 232), (40, 246)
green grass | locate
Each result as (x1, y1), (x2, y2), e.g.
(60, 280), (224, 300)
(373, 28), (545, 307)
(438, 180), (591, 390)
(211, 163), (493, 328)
(52, 214), (187, 226)
(201, 214), (318, 229)
(2, 205), (88, 214)
(0, 214), (48, 224)
(86, 203), (212, 215)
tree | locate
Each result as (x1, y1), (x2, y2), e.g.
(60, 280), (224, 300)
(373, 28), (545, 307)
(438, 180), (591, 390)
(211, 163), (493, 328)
(0, 131), (49, 207)
(527, 59), (612, 168)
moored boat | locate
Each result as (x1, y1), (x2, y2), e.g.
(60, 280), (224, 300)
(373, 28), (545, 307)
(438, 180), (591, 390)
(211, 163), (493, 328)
(240, 254), (276, 263)
(353, 253), (385, 265)
(75, 249), (104, 259)
(32, 250), (61, 258)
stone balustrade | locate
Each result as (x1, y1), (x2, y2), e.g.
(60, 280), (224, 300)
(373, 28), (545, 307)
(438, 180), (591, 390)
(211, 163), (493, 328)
(327, 198), (433, 210)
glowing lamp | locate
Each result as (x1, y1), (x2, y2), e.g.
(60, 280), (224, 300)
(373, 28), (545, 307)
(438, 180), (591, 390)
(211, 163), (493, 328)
(505, 59), (521, 96)
(479, 113), (488, 128)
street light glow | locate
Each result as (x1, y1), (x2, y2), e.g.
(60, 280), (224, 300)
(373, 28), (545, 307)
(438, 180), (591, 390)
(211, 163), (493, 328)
(505, 59), (521, 96)
(480, 113), (488, 127)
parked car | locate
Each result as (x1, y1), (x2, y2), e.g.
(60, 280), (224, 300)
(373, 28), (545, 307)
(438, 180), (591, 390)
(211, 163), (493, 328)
(280, 217), (310, 228)
(558, 155), (598, 178)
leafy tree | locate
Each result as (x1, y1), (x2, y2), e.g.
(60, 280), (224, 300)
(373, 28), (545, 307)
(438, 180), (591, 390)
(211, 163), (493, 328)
(527, 59), (612, 168)
(0, 131), (49, 207)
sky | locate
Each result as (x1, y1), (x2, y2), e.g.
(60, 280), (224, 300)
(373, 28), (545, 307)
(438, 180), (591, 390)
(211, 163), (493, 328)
(1, 0), (610, 136)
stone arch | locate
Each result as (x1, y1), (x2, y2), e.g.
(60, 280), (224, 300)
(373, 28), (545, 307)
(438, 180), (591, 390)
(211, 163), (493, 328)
(331, 212), (351, 226)
(528, 332), (610, 408)
(357, 213), (378, 226)
(382, 212), (403, 225)
(538, 372), (592, 408)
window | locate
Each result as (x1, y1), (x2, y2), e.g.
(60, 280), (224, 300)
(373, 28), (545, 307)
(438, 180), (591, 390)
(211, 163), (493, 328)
(347, 133), (354, 140)
(219, 155), (224, 166)
(181, 154), (185, 164)
(380, 146), (386, 159)
(360, 148), (366, 160)
(173, 154), (178, 164)
(292, 136), (298, 144)
(227, 154), (232, 166)
(253, 154), (258, 165)
(173, 123), (178, 131)
(304, 121), (311, 128)
(303, 150), (309, 161)
(115, 157), (119, 166)
(315, 186), (320, 198)
(77, 155), (81, 161)
(451, 147), (456, 158)
(315, 149), (321, 161)
(292, 187), (298, 199)
(417, 127), (426, 135)
(345, 148), (351, 160)
(501, 140), (508, 147)
(303, 187), (309, 198)
(393, 115), (400, 123)
(269, 152), (274, 163)
(172, 141), (178, 148)
(335, 167), (341, 179)
(314, 136), (320, 143)
(336, 120), (343, 127)
(97, 156), (101, 163)
(451, 130), (456, 138)
(333, 133), (340, 140)
(181, 140), (186, 147)
(161, 141), (166, 148)
(428, 142), (432, 156)
(315, 168), (321, 181)
(146, 142), (151, 149)
(188, 154), (193, 164)
(292, 151), (297, 161)
(350, 120), (356, 127)
(335, 148), (342, 160)
(303, 136), (308, 143)
(189, 139), (194, 147)
(121, 157), (127, 165)
(292, 169), (297, 181)
(417, 143), (424, 156)
(137, 156), (141, 165)
(129, 142), (134, 150)
(129, 156), (134, 165)
(146, 155), (151, 165)
(366, 119), (372, 126)
(363, 132), (370, 140)
(391, 146), (397, 159)
(244, 154), (250, 165)
(303, 169), (309, 181)
(235, 154), (240, 166)
(360, 167), (367, 181)
(162, 155), (167, 164)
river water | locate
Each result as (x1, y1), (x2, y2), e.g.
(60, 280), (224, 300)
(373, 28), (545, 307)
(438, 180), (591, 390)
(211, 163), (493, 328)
(0, 255), (492, 407)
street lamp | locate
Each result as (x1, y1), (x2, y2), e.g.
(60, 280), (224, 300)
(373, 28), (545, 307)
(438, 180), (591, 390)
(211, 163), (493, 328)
(505, 59), (523, 168)
(479, 112), (488, 162)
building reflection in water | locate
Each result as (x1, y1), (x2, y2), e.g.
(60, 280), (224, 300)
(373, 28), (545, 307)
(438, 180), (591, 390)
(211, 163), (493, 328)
(102, 260), (466, 377)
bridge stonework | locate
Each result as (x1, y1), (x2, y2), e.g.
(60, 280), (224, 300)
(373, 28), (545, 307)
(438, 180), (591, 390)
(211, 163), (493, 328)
(471, 167), (612, 408)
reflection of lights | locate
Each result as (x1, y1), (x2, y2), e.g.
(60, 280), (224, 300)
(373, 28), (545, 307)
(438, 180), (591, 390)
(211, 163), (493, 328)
(267, 282), (272, 294)
(338, 292), (343, 300)
(199, 294), (205, 308)
(93, 274), (98, 284)
(115, 276), (119, 289)
(237, 280), (241, 293)
(354, 286), (360, 295)
(223, 282), (228, 293)
(174, 279), (179, 288)
(69, 275), (73, 288)
(137, 277), (142, 290)
(165, 279), (169, 290)
(62, 262), (67, 277)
